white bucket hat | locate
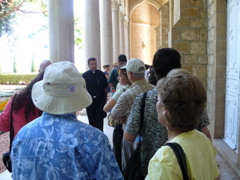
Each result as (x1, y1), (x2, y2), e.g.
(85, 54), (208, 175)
(121, 58), (145, 73)
(32, 61), (92, 115)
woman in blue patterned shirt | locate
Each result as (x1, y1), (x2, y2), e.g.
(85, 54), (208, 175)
(11, 61), (123, 180)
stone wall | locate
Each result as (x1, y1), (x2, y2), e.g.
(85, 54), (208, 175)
(159, 2), (169, 48)
(207, 0), (226, 138)
(168, 0), (226, 138)
(170, 0), (208, 89)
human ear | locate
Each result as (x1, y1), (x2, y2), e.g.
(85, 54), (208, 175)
(162, 108), (168, 116)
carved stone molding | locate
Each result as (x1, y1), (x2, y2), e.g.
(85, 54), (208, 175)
(111, 0), (119, 11)
(119, 11), (124, 21)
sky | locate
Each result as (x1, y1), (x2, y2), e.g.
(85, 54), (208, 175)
(0, 0), (85, 73)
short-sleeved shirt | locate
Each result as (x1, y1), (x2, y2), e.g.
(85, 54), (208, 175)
(111, 79), (155, 121)
(112, 84), (130, 102)
(108, 68), (119, 89)
(146, 130), (220, 180)
(11, 112), (123, 180)
(125, 88), (210, 177)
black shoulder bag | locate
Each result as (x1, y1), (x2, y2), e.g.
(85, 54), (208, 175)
(122, 92), (147, 180)
(165, 142), (189, 180)
(2, 95), (16, 173)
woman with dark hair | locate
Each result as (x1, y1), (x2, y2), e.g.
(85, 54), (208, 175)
(124, 48), (211, 178)
(147, 69), (220, 179)
(147, 66), (157, 86)
(103, 64), (131, 170)
(0, 72), (44, 138)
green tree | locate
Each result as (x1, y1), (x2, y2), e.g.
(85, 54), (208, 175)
(31, 53), (36, 72)
(13, 53), (17, 72)
(0, 0), (48, 38)
(0, 0), (22, 37)
(0, 61), (2, 73)
(74, 18), (83, 49)
(0, 0), (83, 49)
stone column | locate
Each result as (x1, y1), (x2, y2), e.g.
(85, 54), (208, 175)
(100, 0), (113, 68)
(111, 0), (120, 63)
(84, 0), (101, 69)
(119, 11), (125, 54)
(159, 2), (169, 48)
(48, 0), (74, 63)
(124, 16), (130, 59)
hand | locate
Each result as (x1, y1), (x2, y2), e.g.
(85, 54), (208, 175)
(119, 116), (126, 124)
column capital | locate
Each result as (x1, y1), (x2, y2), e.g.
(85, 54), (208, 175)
(124, 16), (129, 26)
(111, 0), (119, 11)
(119, 11), (125, 20)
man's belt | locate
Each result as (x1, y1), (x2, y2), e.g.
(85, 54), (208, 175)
(92, 96), (97, 98)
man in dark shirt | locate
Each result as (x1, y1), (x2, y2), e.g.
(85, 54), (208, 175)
(108, 54), (127, 89)
(82, 57), (108, 131)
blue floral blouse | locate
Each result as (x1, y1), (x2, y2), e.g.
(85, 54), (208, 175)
(11, 112), (123, 180)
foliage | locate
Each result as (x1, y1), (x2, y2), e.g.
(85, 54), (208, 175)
(31, 53), (37, 72)
(0, 0), (84, 49)
(0, 73), (37, 84)
(13, 53), (17, 72)
(74, 18), (83, 49)
(0, 0), (48, 38)
(0, 0), (20, 37)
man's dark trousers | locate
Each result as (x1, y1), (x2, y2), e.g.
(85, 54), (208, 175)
(86, 97), (106, 132)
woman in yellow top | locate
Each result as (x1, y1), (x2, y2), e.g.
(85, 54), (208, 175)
(146, 69), (220, 180)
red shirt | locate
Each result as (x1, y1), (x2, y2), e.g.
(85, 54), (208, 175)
(0, 98), (41, 138)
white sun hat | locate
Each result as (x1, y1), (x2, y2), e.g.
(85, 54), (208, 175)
(32, 61), (92, 115)
(121, 58), (145, 73)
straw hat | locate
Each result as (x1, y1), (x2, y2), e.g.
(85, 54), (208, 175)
(32, 61), (92, 115)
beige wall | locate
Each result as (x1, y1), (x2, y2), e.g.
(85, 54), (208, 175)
(127, 0), (240, 176)
(207, 0), (226, 138)
(158, 2), (169, 48)
(130, 1), (159, 65)
(128, 0), (227, 138)
(170, 0), (208, 88)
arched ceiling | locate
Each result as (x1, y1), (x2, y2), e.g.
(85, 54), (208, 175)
(128, 0), (169, 16)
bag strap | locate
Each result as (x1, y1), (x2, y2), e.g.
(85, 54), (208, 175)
(139, 92), (147, 136)
(9, 94), (16, 152)
(165, 142), (189, 180)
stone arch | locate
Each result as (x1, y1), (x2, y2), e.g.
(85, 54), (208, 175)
(129, 0), (164, 16)
(129, 0), (160, 65)
(129, 0), (144, 17)
(146, 0), (162, 9)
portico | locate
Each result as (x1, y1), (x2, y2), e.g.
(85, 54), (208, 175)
(48, 0), (240, 176)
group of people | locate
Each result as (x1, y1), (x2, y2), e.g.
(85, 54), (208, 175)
(0, 48), (220, 179)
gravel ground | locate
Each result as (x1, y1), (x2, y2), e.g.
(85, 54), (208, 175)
(0, 132), (9, 173)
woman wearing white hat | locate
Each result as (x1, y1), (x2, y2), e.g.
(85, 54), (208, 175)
(11, 61), (123, 180)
